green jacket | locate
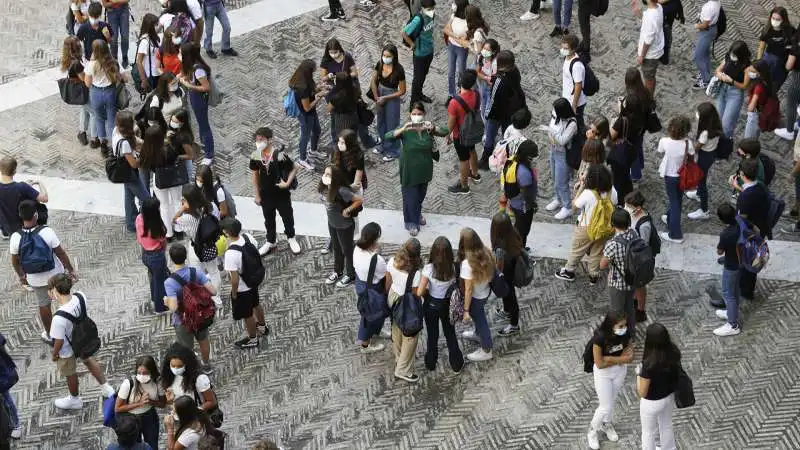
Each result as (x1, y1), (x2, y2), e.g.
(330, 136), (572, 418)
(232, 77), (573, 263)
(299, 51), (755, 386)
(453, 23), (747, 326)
(385, 126), (448, 187)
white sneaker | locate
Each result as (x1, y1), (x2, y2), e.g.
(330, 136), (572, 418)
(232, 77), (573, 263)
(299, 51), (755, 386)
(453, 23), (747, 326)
(713, 322), (741, 337)
(379, 329), (392, 339)
(297, 159), (314, 170)
(461, 329), (478, 341)
(200, 157), (213, 166)
(10, 426), (21, 439)
(715, 309), (729, 320)
(100, 383), (115, 398)
(54, 395), (83, 410)
(545, 199), (561, 212)
(520, 11), (540, 20)
(212, 295), (223, 308)
(775, 127), (795, 141)
(660, 214), (668, 226)
(288, 237), (302, 254)
(258, 242), (274, 256)
(467, 348), (493, 361)
(587, 429), (600, 450)
(40, 331), (53, 344)
(601, 422), (619, 442)
(325, 272), (340, 285)
(659, 231), (684, 244)
(554, 207), (572, 220)
(685, 190), (699, 201)
(687, 208), (711, 220)
(372, 147), (381, 154)
(360, 342), (385, 353)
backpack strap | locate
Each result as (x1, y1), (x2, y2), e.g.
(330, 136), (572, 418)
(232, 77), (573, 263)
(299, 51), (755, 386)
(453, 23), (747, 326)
(404, 268), (417, 295)
(189, 267), (196, 284)
(568, 57), (583, 83)
(74, 292), (88, 320)
(453, 95), (473, 114)
(366, 254), (378, 289)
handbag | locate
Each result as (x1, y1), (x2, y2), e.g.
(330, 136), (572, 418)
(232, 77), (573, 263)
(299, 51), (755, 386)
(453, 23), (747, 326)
(678, 140), (703, 191)
(116, 83), (131, 110)
(705, 76), (722, 98)
(645, 106), (662, 133)
(447, 264), (464, 325)
(154, 158), (189, 189)
(674, 366), (695, 408)
(57, 77), (89, 105)
(356, 100), (375, 126)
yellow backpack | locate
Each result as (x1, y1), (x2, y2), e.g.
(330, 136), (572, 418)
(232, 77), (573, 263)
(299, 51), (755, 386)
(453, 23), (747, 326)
(586, 190), (614, 241)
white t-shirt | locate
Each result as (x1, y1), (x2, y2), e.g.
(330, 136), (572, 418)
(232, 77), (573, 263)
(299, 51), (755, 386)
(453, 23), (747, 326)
(658, 137), (694, 177)
(575, 188), (619, 226)
(137, 37), (160, 78)
(697, 130), (719, 152)
(85, 60), (113, 87)
(71, 0), (92, 35)
(449, 16), (468, 48)
(177, 427), (202, 450)
(562, 55), (587, 107)
(699, 0), (721, 25)
(387, 257), (421, 296)
(223, 233), (258, 292)
(9, 226), (65, 286)
(50, 294), (85, 358)
(353, 247), (387, 284)
(111, 127), (136, 158)
(162, 92), (184, 119)
(638, 5), (665, 60)
(169, 373), (211, 400)
(460, 260), (491, 300)
(186, 0), (203, 21)
(118, 377), (165, 414)
(193, 67), (207, 84)
(421, 263), (455, 299)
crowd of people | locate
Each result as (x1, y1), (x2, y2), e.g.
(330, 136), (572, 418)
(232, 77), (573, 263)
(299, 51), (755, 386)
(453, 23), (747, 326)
(0, 0), (799, 448)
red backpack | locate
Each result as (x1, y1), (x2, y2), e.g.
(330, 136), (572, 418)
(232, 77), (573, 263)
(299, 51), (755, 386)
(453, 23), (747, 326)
(170, 268), (215, 332)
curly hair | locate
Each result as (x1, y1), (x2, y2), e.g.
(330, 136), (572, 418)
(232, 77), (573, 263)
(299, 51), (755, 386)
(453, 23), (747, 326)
(160, 342), (201, 394)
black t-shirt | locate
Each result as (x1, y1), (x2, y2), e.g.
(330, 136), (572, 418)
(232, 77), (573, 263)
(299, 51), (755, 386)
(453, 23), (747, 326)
(321, 54), (356, 81)
(76, 22), (111, 60)
(337, 154), (365, 185)
(717, 224), (740, 270)
(760, 27), (794, 60)
(374, 62), (406, 89)
(790, 37), (800, 72)
(292, 86), (314, 116)
(639, 363), (679, 400)
(592, 331), (630, 357)
(249, 149), (295, 195)
(736, 182), (769, 235)
(722, 57), (747, 83)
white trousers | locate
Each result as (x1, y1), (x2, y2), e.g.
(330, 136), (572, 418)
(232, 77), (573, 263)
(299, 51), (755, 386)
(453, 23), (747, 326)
(640, 393), (676, 450)
(186, 241), (222, 295)
(590, 364), (627, 430)
(154, 185), (183, 238)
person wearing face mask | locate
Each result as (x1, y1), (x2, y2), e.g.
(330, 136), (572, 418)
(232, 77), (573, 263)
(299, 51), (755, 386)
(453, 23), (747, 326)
(561, 35), (587, 131)
(319, 165), (363, 287)
(76, 3), (112, 60)
(114, 356), (166, 450)
(775, 33), (800, 142)
(713, 41), (752, 138)
(482, 50), (526, 169)
(743, 59), (774, 140)
(403, 0), (437, 105)
(385, 102), (449, 236)
(685, 102), (721, 221)
(322, 0), (347, 21)
(585, 311), (633, 450)
(444, 0), (469, 102)
(757, 7), (794, 92)
(178, 43), (215, 165)
(165, 395), (223, 450)
(690, 0), (720, 90)
(320, 39), (358, 85)
(623, 190), (657, 322)
(370, 43), (407, 161)
(476, 39), (499, 123)
(157, 28), (184, 77)
(160, 343), (219, 424)
(446, 70), (481, 194)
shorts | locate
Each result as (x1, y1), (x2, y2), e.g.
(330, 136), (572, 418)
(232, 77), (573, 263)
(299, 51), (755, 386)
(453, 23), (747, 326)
(33, 285), (51, 307)
(454, 142), (475, 162)
(57, 356), (77, 377)
(231, 289), (259, 321)
(640, 58), (660, 81)
(174, 323), (211, 349)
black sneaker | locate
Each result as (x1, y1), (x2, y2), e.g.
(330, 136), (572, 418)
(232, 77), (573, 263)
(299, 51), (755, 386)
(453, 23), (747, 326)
(494, 308), (511, 321)
(498, 325), (520, 336)
(336, 9), (346, 19)
(221, 48), (238, 56)
(549, 26), (562, 37)
(321, 13), (340, 21)
(635, 310), (648, 323)
(588, 275), (599, 285)
(470, 173), (482, 183)
(448, 183), (470, 195)
(206, 49), (218, 59)
(89, 138), (101, 149)
(121, 57), (129, 69)
(77, 132), (88, 146)
(173, 231), (186, 241)
(562, 28), (569, 35)
(234, 337), (259, 349)
(100, 142), (111, 158)
(420, 94), (433, 103)
(257, 322), (270, 336)
(554, 268), (576, 281)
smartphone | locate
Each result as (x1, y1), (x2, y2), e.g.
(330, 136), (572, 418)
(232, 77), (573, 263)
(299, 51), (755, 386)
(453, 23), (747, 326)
(408, 122), (426, 130)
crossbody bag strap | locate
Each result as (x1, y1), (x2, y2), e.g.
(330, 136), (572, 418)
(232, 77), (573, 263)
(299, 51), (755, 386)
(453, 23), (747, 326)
(366, 254), (378, 289)
(404, 268), (417, 294)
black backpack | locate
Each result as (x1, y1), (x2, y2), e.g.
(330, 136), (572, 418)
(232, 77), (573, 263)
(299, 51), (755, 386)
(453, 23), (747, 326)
(634, 215), (662, 256)
(228, 235), (265, 289)
(193, 212), (221, 261)
(569, 58), (599, 96)
(759, 153), (775, 186)
(453, 96), (485, 147)
(593, 0), (609, 16)
(402, 13), (425, 49)
(391, 269), (424, 337)
(582, 337), (595, 373)
(105, 139), (135, 183)
(54, 292), (101, 359)
(715, 8), (727, 42)
(612, 235), (656, 288)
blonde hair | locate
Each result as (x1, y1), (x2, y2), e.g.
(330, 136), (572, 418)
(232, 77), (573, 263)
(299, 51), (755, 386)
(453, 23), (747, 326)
(60, 36), (83, 72)
(457, 228), (494, 284)
(393, 238), (423, 273)
(91, 39), (119, 84)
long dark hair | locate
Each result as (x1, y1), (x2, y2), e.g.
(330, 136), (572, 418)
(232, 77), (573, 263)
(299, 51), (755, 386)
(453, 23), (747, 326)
(179, 43), (210, 79)
(552, 98), (575, 123)
(139, 13), (160, 47)
(173, 395), (213, 442)
(490, 212), (522, 258)
(318, 165), (349, 203)
(154, 72), (177, 104)
(289, 59), (316, 92)
(624, 66), (653, 113)
(750, 59), (774, 96)
(696, 102), (722, 140)
(465, 5), (489, 38)
(763, 7), (792, 37)
(160, 343), (200, 393)
(453, 0), (468, 18)
(332, 129), (362, 174)
(138, 125), (166, 170)
(515, 140), (538, 171)
(596, 311), (629, 340)
(583, 164), (613, 193)
(140, 197), (166, 239)
(727, 40), (751, 68)
(355, 222), (381, 250)
(182, 185), (212, 218)
(127, 355), (161, 400)
(170, 108), (194, 143)
(196, 165), (216, 204)
(380, 43), (399, 68)
(116, 111), (137, 145)
(428, 236), (455, 281)
(642, 322), (681, 372)
(321, 38), (346, 67)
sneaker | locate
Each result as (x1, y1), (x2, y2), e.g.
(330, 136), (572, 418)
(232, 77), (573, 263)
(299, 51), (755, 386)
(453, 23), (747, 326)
(601, 422), (619, 442)
(554, 268), (576, 281)
(419, 215), (426, 226)
(562, 28), (569, 35)
(588, 275), (599, 285)
(100, 383), (115, 398)
(205, 49), (218, 59)
(321, 13), (340, 21)
(782, 223), (800, 234)
(200, 363), (214, 375)
(775, 127), (795, 141)
(100, 141), (111, 157)
(336, 275), (354, 287)
(498, 325), (520, 336)
(687, 208), (711, 220)
(713, 322), (741, 337)
(710, 299), (726, 309)
(257, 322), (270, 336)
(408, 227), (419, 237)
(790, 208), (798, 218)
(297, 159), (314, 170)
(234, 336), (259, 349)
(448, 183), (471, 194)
(212, 295), (223, 309)
(359, 0), (376, 8)
(10, 426), (21, 439)
(380, 329), (392, 339)
(360, 342), (385, 353)
(715, 309), (728, 320)
(692, 80), (707, 90)
(659, 231), (684, 244)
(288, 237), (302, 254)
(372, 147), (382, 155)
(201, 157), (213, 166)
(461, 329), (479, 341)
(336, 9), (346, 19)
(395, 373), (420, 382)
(77, 131), (88, 146)
(258, 242), (275, 256)
(494, 308), (511, 321)
(685, 190), (699, 201)
(470, 172), (482, 183)
(382, 155), (396, 162)
(325, 272), (340, 285)
(90, 138), (101, 149)
(220, 48), (239, 56)
(545, 199), (561, 211)
(467, 348), (493, 362)
(520, 11), (540, 20)
(420, 94), (433, 103)
(587, 429), (600, 450)
(54, 395), (83, 410)
(40, 331), (53, 345)
(660, 214), (668, 226)
(549, 26), (562, 37)
(554, 207), (572, 220)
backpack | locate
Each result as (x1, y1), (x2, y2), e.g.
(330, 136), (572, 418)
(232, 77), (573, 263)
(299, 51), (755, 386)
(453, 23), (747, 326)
(169, 12), (195, 44)
(613, 234), (656, 288)
(759, 153), (776, 186)
(402, 13), (425, 49)
(766, 192), (785, 238)
(567, 121), (585, 170)
(582, 337), (595, 373)
(453, 95), (485, 147)
(634, 214), (662, 256)
(593, 0), (609, 17)
(569, 58), (599, 96)
(501, 159), (521, 199)
(131, 37), (152, 96)
(715, 134), (733, 160)
(735, 216), (769, 273)
(448, 265), (464, 325)
(206, 74), (223, 107)
(0, 334), (19, 393)
(489, 136), (525, 173)
(391, 269), (424, 337)
(213, 181), (237, 218)
(277, 146), (298, 190)
(228, 235), (265, 289)
(18, 225), (56, 274)
(512, 250), (535, 287)
(171, 268), (216, 332)
(675, 366), (695, 408)
(193, 212), (221, 262)
(54, 292), (102, 359)
(102, 377), (134, 427)
(586, 190), (614, 241)
(355, 254), (390, 323)
(105, 139), (135, 183)
(759, 95), (781, 132)
(715, 7), (727, 42)
(283, 89), (301, 118)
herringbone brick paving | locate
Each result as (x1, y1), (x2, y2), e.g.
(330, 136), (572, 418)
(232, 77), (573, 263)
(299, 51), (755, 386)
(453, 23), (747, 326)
(2, 211), (800, 449)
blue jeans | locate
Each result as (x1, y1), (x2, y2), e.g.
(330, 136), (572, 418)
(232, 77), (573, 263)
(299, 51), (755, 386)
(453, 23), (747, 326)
(693, 25), (716, 84)
(357, 124), (377, 149)
(189, 91), (214, 159)
(716, 83), (744, 138)
(298, 111), (320, 161)
(2, 390), (19, 429)
(447, 43), (468, 98)
(376, 85), (401, 157)
(482, 119), (502, 161)
(358, 316), (385, 342)
(124, 176), (150, 232)
(552, 0), (573, 28)
(629, 133), (645, 181)
(79, 103), (95, 138)
(663, 176), (682, 239)
(142, 249), (168, 313)
(479, 82), (490, 122)
(762, 51), (788, 91)
(549, 148), (572, 207)
(90, 85), (117, 140)
(469, 296), (492, 351)
(696, 150), (715, 212)
(721, 268), (740, 327)
(744, 111), (760, 140)
(424, 296), (464, 371)
(204, 2), (232, 51)
(138, 167), (152, 193)
(106, 5), (130, 61)
(401, 183), (427, 230)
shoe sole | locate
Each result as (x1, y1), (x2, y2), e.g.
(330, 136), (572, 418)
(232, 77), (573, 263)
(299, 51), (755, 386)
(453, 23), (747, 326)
(235, 343), (259, 349)
(394, 375), (419, 382)
(554, 274), (575, 282)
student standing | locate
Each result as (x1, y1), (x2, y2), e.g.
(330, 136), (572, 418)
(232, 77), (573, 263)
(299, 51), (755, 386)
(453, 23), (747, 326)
(0, 333), (21, 440)
(506, 141), (539, 250)
(714, 41), (752, 138)
(490, 213), (524, 336)
(561, 35), (587, 130)
(136, 197), (169, 314)
(545, 98), (578, 221)
(403, 0), (437, 104)
(446, 70), (482, 194)
(730, 158), (769, 301)
(444, 0), (469, 102)
(160, 343), (219, 412)
(320, 165), (362, 287)
(289, 60), (323, 170)
(0, 157), (47, 238)
(600, 209), (637, 333)
(482, 50), (525, 167)
(637, 323), (681, 450)
(113, 111), (152, 233)
(135, 14), (162, 93)
(713, 204), (742, 337)
(177, 44), (214, 165)
(687, 102), (722, 220)
(757, 7), (794, 91)
(85, 40), (121, 155)
(76, 3), (112, 60)
(114, 356), (166, 450)
(637, 0), (664, 94)
(203, 0), (238, 58)
(353, 223), (388, 353)
(624, 190), (655, 322)
(691, 0), (720, 90)
(385, 239), (423, 382)
(550, 0), (573, 37)
(370, 43), (407, 160)
(458, 228), (495, 362)
(173, 186), (221, 304)
(60, 36), (96, 147)
(103, 0), (131, 65)
(657, 116), (693, 244)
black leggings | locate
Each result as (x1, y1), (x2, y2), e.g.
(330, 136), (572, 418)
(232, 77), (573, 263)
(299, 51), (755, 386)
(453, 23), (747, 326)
(501, 257), (520, 326)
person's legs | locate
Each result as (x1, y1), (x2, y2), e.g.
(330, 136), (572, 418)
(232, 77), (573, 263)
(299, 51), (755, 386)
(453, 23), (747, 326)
(90, 87), (107, 142)
(553, 150), (572, 207)
(664, 176), (682, 239)
(744, 111), (760, 140)
(481, 119), (500, 163)
(470, 297), (493, 351)
(384, 96), (402, 158)
(203, 3), (217, 51)
(696, 150), (715, 212)
(739, 267), (756, 300)
(411, 56), (424, 103)
(529, 0), (541, 14)
(562, 0), (573, 29)
(589, 367), (615, 431)
(657, 395), (677, 450)
(82, 357), (107, 385)
(552, 0), (563, 28)
(608, 365), (626, 424)
(782, 71), (800, 129)
(719, 85), (744, 138)
(502, 259), (520, 327)
(419, 53), (434, 97)
(190, 92), (214, 159)
(298, 114), (311, 161)
(721, 268), (740, 326)
(455, 46), (467, 94)
(124, 182), (139, 232)
(609, 287), (635, 332)
(107, 8), (122, 60)
(330, 225), (344, 275)
(34, 286), (53, 335)
(423, 298), (441, 370)
(693, 28), (714, 84)
(197, 335), (211, 363)
(629, 132), (645, 181)
(2, 391), (19, 430)
(103, 88), (117, 141)
(577, 0), (592, 54)
(512, 206), (534, 248)
(639, 398), (660, 450)
(338, 225), (356, 278)
(276, 193), (296, 239)
(401, 185), (416, 230)
(662, 23), (673, 64)
(218, 5), (233, 51)
(440, 305), (464, 371)
(142, 250), (168, 312)
(119, 6), (130, 62)
(260, 196), (278, 244)
(564, 226), (592, 272)
(175, 324), (196, 350)
(447, 43), (458, 98)
(139, 407), (160, 450)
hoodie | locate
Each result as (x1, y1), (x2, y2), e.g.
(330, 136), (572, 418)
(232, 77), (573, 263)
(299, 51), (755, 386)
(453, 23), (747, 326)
(486, 67), (526, 124)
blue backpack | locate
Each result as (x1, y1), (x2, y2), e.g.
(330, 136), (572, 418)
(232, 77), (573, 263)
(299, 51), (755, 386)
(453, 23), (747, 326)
(735, 215), (770, 273)
(18, 226), (55, 274)
(0, 333), (19, 393)
(391, 269), (424, 337)
(103, 377), (133, 427)
(283, 89), (300, 118)
(355, 254), (390, 323)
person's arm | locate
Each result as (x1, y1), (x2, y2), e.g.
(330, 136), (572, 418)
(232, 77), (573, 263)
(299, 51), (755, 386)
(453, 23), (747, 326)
(229, 270), (240, 298)
(388, 123), (411, 140)
(30, 181), (48, 203)
(11, 255), (25, 285)
(747, 86), (760, 113)
(52, 339), (64, 361)
(787, 54), (797, 72)
(181, 142), (197, 160)
(791, 160), (800, 176)
(218, 200), (229, 218)
(637, 375), (651, 398)
(757, 40), (766, 60)
(462, 278), (474, 321)
(301, 93), (324, 112)
(599, 255), (610, 270)
(343, 194), (363, 218)
(180, 73), (210, 93)
(402, 18), (420, 48)
(571, 81), (583, 112)
(353, 170), (364, 188)
(384, 271), (393, 295)
(447, 112), (457, 133)
(84, 71), (93, 88)
(277, 161), (298, 189)
(203, 281), (216, 296)
(136, 52), (148, 92)
(251, 168), (261, 205)
(115, 381), (150, 413)
(165, 416), (177, 450)
(198, 388), (216, 411)
(319, 67), (330, 83)
(53, 246), (76, 276)
(165, 296), (178, 312)
(193, 18), (205, 47)
(370, 70), (380, 101)
(695, 17), (712, 30)
(416, 275), (430, 297)
(124, 153), (140, 169)
(552, 121), (578, 146)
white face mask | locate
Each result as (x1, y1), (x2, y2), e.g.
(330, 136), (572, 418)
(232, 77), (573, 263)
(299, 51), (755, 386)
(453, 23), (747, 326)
(172, 36), (183, 46)
(729, 54), (738, 62)
(170, 367), (185, 376)
(169, 120), (181, 130)
(382, 56), (393, 65)
(136, 374), (151, 384)
(423, 9), (435, 18)
(256, 141), (268, 152)
(410, 114), (424, 124)
(771, 19), (782, 29)
(559, 48), (570, 57)
(695, 112), (700, 121)
(481, 49), (492, 58)
(451, 3), (457, 11)
(196, 181), (203, 188)
(321, 174), (332, 186)
(89, 17), (99, 26)
(337, 141), (347, 152)
(614, 327), (627, 336)
(748, 71), (759, 79)
(624, 206), (637, 217)
(329, 51), (342, 61)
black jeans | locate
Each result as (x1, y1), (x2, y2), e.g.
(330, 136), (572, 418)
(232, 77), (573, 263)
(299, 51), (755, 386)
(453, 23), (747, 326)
(662, 23), (673, 65)
(423, 296), (464, 371)
(328, 0), (343, 14)
(529, 0), (541, 13)
(329, 224), (356, 278)
(577, 0), (593, 54)
(411, 53), (434, 104)
(512, 206), (535, 249)
(260, 191), (295, 244)
(610, 162), (633, 207)
(501, 257), (520, 326)
(136, 407), (160, 450)
(739, 268), (757, 300)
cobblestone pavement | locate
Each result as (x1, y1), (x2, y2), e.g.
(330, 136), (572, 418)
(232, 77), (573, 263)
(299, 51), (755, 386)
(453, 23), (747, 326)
(2, 210), (800, 449)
